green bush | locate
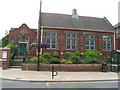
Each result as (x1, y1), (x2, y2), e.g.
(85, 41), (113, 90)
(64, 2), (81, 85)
(74, 51), (81, 56)
(4, 43), (16, 54)
(24, 57), (38, 64)
(60, 59), (72, 64)
(63, 51), (81, 64)
(52, 51), (59, 58)
(102, 56), (111, 63)
(81, 58), (101, 64)
(64, 52), (72, 59)
(42, 53), (52, 60)
(49, 57), (60, 64)
(60, 59), (66, 64)
(65, 60), (72, 64)
(40, 56), (49, 64)
(29, 57), (38, 63)
(84, 51), (100, 59)
(69, 53), (80, 64)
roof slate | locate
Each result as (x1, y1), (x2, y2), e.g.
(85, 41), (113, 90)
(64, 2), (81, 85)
(41, 13), (115, 32)
(114, 23), (120, 28)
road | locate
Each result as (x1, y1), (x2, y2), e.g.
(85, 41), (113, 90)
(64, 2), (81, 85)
(1, 79), (119, 90)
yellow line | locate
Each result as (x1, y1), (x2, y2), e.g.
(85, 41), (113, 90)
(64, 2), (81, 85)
(46, 82), (49, 86)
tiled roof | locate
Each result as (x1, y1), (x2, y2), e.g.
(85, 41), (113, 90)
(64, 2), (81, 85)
(9, 24), (37, 32)
(41, 13), (115, 32)
(114, 23), (120, 28)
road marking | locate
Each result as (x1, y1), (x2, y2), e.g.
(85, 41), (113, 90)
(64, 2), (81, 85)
(32, 82), (41, 84)
(46, 82), (49, 86)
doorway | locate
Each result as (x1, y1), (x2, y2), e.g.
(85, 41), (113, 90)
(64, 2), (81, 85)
(19, 43), (27, 56)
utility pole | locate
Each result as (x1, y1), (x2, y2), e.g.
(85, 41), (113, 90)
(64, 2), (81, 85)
(37, 0), (42, 71)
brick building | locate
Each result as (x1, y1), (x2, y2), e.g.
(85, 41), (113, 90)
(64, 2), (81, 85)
(8, 10), (115, 58)
(114, 23), (120, 50)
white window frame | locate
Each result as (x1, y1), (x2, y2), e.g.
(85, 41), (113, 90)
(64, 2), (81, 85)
(102, 36), (112, 51)
(66, 33), (77, 50)
(85, 34), (95, 50)
(45, 32), (57, 49)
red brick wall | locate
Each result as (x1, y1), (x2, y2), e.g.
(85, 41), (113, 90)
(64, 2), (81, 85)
(8, 25), (114, 58)
(22, 64), (111, 72)
(9, 24), (37, 57)
(42, 27), (114, 58)
(115, 27), (120, 50)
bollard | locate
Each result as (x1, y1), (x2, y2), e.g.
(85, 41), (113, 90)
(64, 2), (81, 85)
(102, 63), (107, 72)
(52, 65), (58, 79)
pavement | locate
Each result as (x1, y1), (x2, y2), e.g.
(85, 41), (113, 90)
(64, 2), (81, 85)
(0, 67), (118, 82)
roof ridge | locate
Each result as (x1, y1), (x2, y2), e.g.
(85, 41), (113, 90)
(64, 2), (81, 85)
(42, 12), (103, 19)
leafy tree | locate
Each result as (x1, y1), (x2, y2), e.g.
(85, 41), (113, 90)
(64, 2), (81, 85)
(0, 39), (2, 47)
(4, 43), (16, 55)
(2, 30), (9, 47)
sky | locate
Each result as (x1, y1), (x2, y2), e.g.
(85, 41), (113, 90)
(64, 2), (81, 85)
(0, 0), (119, 39)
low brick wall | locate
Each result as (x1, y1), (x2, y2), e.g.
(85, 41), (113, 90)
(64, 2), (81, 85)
(22, 64), (111, 71)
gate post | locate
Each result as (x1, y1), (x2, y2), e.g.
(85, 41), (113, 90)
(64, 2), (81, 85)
(0, 48), (10, 70)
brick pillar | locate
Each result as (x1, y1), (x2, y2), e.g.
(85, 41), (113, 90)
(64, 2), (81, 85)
(79, 32), (85, 53)
(0, 48), (10, 70)
(58, 30), (65, 59)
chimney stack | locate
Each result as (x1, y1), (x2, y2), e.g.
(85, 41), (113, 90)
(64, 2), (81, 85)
(72, 9), (78, 18)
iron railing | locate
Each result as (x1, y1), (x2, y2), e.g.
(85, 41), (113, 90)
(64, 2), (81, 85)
(23, 51), (28, 63)
(10, 50), (16, 61)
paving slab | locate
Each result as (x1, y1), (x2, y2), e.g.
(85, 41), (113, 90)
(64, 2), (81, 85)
(0, 68), (118, 82)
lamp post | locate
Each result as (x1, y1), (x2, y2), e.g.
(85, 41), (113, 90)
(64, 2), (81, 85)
(37, 0), (42, 71)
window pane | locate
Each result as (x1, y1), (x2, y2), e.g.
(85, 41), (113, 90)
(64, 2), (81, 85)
(107, 41), (111, 45)
(72, 39), (76, 44)
(107, 41), (111, 50)
(91, 46), (94, 50)
(52, 38), (56, 43)
(85, 40), (89, 45)
(91, 40), (94, 45)
(103, 41), (106, 50)
(107, 36), (111, 40)
(67, 34), (70, 37)
(103, 41), (106, 45)
(85, 34), (89, 39)
(52, 44), (56, 48)
(107, 46), (111, 50)
(85, 46), (89, 50)
(66, 45), (70, 49)
(90, 35), (95, 39)
(72, 34), (76, 38)
(72, 45), (76, 49)
(102, 36), (106, 40)
(46, 38), (50, 43)
(47, 44), (50, 48)
(52, 33), (56, 37)
(66, 39), (70, 44)
(46, 32), (50, 37)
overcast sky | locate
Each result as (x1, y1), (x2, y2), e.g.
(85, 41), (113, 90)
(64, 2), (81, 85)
(0, 0), (119, 39)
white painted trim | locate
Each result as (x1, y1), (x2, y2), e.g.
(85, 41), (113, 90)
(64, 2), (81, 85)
(41, 26), (114, 33)
(19, 42), (28, 43)
(40, 26), (43, 54)
(114, 30), (116, 50)
(0, 59), (6, 61)
(0, 48), (10, 50)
